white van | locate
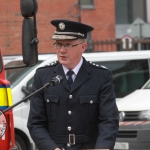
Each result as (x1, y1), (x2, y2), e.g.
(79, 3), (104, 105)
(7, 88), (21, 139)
(114, 78), (150, 150)
(3, 50), (150, 150)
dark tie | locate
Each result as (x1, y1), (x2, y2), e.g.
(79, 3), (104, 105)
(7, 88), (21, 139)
(67, 70), (74, 88)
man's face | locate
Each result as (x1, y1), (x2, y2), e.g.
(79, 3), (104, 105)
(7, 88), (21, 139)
(54, 40), (87, 70)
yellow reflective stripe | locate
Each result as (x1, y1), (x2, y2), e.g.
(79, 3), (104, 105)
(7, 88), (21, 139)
(0, 88), (8, 106)
(6, 88), (13, 106)
(0, 87), (12, 106)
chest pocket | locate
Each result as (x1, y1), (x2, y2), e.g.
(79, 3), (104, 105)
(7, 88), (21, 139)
(79, 95), (99, 123)
(44, 93), (59, 122)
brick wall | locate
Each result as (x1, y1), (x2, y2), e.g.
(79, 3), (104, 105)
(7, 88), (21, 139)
(0, 0), (115, 55)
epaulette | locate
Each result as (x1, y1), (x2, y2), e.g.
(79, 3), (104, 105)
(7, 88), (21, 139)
(38, 60), (58, 69)
(88, 61), (108, 70)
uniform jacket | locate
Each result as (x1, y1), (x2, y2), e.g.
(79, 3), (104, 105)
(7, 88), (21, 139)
(27, 57), (119, 150)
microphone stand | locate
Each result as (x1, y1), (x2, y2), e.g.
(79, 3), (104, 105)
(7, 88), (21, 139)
(2, 82), (51, 114)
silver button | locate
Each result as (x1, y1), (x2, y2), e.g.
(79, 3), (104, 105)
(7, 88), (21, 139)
(90, 100), (93, 104)
(68, 111), (72, 115)
(67, 126), (72, 131)
(46, 99), (49, 103)
(69, 95), (73, 99)
(67, 143), (71, 147)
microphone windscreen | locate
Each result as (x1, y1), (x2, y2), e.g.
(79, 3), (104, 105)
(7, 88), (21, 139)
(50, 75), (63, 86)
(56, 75), (63, 84)
(20, 0), (38, 17)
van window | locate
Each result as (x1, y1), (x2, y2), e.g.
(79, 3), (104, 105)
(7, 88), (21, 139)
(95, 59), (149, 98)
(5, 60), (42, 88)
(143, 79), (150, 89)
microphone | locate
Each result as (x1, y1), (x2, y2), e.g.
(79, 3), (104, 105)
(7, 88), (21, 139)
(50, 75), (63, 86)
(2, 75), (63, 113)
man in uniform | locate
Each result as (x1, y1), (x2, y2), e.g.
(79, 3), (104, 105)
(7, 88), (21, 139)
(27, 19), (119, 150)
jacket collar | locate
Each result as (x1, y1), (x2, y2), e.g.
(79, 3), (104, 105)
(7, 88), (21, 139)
(53, 57), (91, 92)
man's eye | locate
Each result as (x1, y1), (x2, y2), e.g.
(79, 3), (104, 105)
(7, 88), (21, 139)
(56, 43), (62, 47)
(65, 44), (71, 47)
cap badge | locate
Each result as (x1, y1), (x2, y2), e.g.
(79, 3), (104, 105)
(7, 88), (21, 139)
(59, 22), (65, 30)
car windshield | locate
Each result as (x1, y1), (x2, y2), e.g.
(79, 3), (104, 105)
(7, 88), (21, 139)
(5, 60), (42, 88)
(142, 80), (150, 89)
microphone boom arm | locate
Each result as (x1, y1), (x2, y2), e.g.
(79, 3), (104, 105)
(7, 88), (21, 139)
(2, 75), (63, 113)
(3, 82), (50, 113)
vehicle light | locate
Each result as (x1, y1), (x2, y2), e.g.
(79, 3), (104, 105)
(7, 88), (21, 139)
(139, 110), (150, 120)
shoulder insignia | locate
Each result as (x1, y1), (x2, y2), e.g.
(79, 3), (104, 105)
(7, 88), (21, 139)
(45, 60), (58, 67)
(38, 60), (58, 69)
(100, 65), (108, 69)
(88, 61), (107, 70)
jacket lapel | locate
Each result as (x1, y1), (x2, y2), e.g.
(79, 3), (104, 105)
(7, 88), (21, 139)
(53, 63), (70, 91)
(71, 58), (91, 93)
(53, 59), (91, 92)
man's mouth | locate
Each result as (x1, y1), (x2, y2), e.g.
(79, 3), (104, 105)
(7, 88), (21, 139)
(60, 56), (66, 58)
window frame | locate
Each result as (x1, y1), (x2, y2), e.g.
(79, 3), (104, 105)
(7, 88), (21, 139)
(80, 0), (95, 9)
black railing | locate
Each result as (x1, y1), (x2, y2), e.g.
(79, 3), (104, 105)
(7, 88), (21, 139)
(87, 39), (150, 51)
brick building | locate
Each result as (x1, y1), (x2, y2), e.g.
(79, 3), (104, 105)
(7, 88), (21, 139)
(0, 0), (115, 55)
(0, 0), (150, 55)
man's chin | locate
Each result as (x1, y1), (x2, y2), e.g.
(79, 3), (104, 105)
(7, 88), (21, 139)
(59, 60), (68, 65)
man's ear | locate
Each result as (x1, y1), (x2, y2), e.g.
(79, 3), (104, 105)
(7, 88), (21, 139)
(81, 42), (87, 53)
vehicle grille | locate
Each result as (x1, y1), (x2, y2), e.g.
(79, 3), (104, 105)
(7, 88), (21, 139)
(119, 111), (140, 121)
(117, 131), (137, 138)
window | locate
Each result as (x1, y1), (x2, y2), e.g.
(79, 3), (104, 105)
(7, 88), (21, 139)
(80, 0), (93, 5)
(143, 79), (150, 89)
(27, 77), (34, 88)
(95, 59), (149, 98)
(0, 55), (2, 73)
(5, 60), (42, 88)
(115, 0), (147, 24)
(86, 32), (93, 51)
(80, 0), (94, 9)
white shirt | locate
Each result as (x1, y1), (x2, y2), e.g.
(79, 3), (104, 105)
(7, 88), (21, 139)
(62, 57), (83, 82)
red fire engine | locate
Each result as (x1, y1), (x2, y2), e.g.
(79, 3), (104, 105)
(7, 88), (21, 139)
(0, 0), (38, 149)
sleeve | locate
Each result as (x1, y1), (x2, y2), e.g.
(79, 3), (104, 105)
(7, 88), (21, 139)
(95, 70), (119, 150)
(27, 70), (58, 150)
